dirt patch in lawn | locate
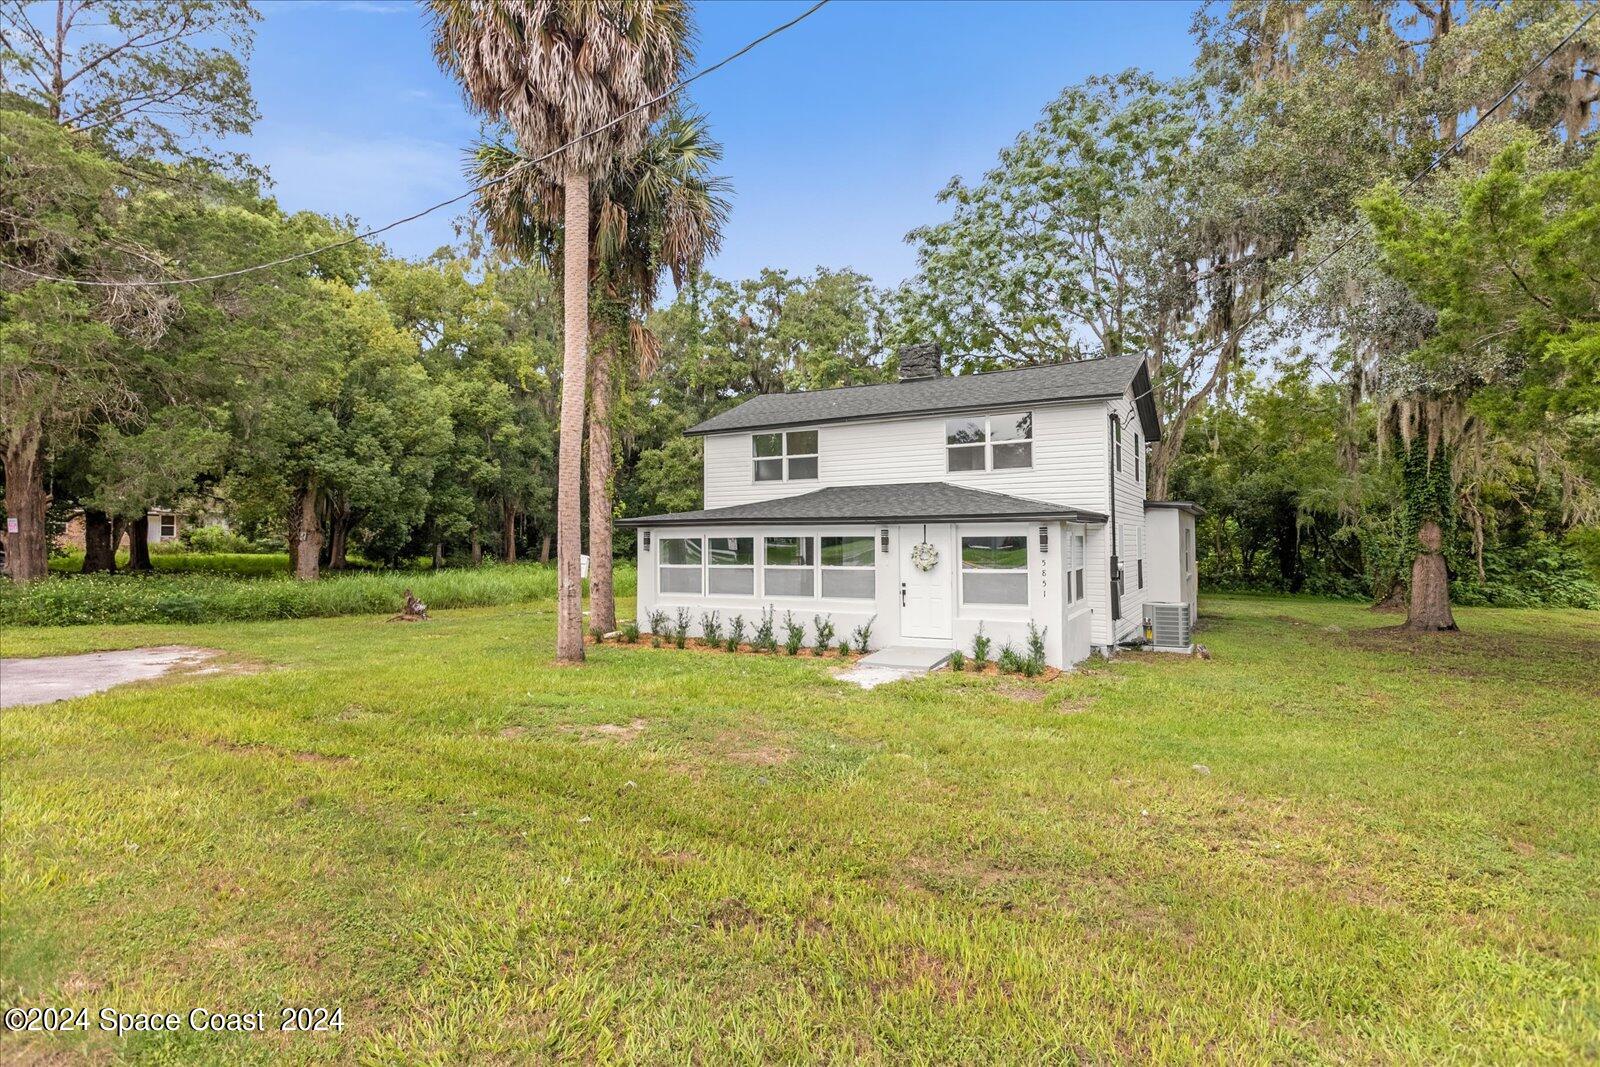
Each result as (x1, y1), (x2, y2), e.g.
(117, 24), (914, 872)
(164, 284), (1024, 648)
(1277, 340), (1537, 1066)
(560, 718), (648, 744)
(713, 727), (795, 767)
(995, 684), (1049, 702)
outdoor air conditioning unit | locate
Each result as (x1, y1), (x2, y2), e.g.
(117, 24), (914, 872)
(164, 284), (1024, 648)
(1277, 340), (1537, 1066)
(1143, 601), (1192, 653)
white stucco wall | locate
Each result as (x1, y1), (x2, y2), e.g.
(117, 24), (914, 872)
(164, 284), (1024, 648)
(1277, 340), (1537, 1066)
(635, 520), (1094, 669)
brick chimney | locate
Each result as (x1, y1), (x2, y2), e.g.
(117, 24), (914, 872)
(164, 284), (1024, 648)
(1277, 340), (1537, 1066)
(897, 341), (943, 381)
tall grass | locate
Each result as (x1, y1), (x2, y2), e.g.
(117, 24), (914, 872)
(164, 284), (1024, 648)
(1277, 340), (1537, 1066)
(1, 563), (636, 627)
(49, 551), (293, 577)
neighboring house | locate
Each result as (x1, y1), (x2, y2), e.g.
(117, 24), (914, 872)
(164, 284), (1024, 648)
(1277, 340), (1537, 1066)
(58, 507), (182, 550)
(623, 344), (1201, 669)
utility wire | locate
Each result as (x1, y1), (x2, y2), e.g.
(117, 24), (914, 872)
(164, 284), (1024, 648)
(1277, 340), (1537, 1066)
(1130, 6), (1597, 412)
(2, 0), (831, 289)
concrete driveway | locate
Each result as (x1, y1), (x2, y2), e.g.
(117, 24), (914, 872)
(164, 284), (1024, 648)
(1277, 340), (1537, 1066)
(0, 647), (219, 708)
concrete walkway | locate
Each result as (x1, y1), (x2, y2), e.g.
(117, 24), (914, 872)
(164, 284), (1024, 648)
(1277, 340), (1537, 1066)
(0, 646), (219, 708)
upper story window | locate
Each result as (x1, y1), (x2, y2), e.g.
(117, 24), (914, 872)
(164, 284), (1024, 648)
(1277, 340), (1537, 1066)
(1114, 416), (1123, 472)
(946, 412), (1032, 473)
(1133, 432), (1141, 482)
(753, 430), (818, 482)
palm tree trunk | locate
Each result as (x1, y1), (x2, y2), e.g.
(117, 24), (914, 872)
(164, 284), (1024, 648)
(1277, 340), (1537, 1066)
(555, 177), (590, 662)
(1406, 519), (1457, 631)
(587, 336), (618, 634)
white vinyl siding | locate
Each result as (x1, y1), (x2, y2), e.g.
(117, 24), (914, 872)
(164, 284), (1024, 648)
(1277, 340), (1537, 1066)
(703, 402), (1106, 511)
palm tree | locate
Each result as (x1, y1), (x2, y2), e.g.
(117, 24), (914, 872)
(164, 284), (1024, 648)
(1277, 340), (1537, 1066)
(471, 111), (729, 633)
(430, 0), (690, 661)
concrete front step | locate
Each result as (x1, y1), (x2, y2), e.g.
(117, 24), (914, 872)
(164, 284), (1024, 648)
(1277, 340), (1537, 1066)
(856, 646), (952, 671)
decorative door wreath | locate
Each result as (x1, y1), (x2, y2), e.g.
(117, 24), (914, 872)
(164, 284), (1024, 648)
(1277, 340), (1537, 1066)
(909, 541), (940, 572)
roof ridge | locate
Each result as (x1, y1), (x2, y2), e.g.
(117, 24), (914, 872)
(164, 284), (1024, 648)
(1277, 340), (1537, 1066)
(733, 352), (1140, 402)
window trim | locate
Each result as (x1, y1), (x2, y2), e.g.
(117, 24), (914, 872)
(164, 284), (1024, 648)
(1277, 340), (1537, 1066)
(945, 411), (1033, 474)
(752, 430), (819, 483)
(957, 527), (1031, 608)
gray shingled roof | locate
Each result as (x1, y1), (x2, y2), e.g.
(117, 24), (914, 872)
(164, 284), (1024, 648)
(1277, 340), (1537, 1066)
(618, 482), (1106, 527)
(687, 354), (1161, 441)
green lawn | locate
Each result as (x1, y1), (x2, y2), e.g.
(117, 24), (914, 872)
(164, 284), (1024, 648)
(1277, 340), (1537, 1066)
(2, 595), (1596, 1062)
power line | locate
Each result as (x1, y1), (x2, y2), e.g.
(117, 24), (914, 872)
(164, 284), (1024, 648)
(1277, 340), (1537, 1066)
(1133, 6), (1597, 411)
(2, 0), (831, 289)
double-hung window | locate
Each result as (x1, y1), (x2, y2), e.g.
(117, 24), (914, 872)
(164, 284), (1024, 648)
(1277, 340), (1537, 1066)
(1114, 417), (1123, 472)
(707, 537), (755, 595)
(753, 430), (818, 482)
(763, 536), (815, 596)
(659, 536), (703, 594)
(159, 514), (176, 540)
(946, 412), (1032, 472)
(1070, 530), (1086, 603)
(960, 534), (1029, 606)
(820, 536), (875, 599)
(1135, 527), (1145, 589)
(1133, 432), (1141, 482)
(1182, 527), (1193, 578)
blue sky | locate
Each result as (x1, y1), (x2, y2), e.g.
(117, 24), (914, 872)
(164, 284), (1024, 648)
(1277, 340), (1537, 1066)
(242, 0), (1201, 286)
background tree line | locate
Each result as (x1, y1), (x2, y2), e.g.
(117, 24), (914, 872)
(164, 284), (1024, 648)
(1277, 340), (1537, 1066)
(4, 0), (1598, 628)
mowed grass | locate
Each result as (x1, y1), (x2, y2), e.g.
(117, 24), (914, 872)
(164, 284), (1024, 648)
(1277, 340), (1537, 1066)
(1, 595), (1596, 1062)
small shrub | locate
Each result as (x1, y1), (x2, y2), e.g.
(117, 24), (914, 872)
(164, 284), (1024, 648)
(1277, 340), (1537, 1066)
(700, 611), (722, 646)
(948, 649), (966, 672)
(998, 643), (1024, 674)
(754, 606), (777, 652)
(648, 609), (670, 648)
(590, 625), (607, 642)
(812, 614), (835, 656)
(782, 611), (806, 656)
(621, 620), (640, 644)
(851, 614), (876, 654)
(673, 607), (692, 649)
(1024, 622), (1048, 677)
(971, 624), (991, 667)
(725, 614), (746, 652)
(837, 639), (852, 657)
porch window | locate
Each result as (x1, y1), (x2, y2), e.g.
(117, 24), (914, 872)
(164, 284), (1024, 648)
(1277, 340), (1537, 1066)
(659, 536), (702, 595)
(946, 412), (1032, 472)
(960, 534), (1029, 606)
(763, 535), (815, 597)
(820, 535), (875, 599)
(753, 430), (818, 482)
(707, 536), (755, 595)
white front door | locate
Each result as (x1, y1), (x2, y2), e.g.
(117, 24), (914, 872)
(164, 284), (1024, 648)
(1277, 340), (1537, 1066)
(899, 524), (953, 640)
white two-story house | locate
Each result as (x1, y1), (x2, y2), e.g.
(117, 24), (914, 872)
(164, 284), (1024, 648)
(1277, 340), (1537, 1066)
(623, 344), (1199, 669)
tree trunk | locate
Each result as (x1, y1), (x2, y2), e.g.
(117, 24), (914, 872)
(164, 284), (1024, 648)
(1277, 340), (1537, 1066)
(82, 509), (116, 573)
(326, 503), (351, 570)
(2, 424), (50, 583)
(540, 534), (551, 564)
(1405, 519), (1457, 631)
(555, 177), (590, 662)
(291, 481), (322, 581)
(587, 338), (618, 634)
(470, 527), (482, 566)
(126, 516), (153, 572)
(1276, 499), (1303, 593)
(432, 541), (444, 570)
(501, 504), (517, 563)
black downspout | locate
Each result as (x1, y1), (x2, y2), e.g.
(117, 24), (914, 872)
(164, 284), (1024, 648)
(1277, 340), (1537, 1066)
(1108, 413), (1122, 625)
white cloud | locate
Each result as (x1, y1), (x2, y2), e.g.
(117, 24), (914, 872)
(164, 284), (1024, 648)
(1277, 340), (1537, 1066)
(254, 129), (470, 256)
(333, 1), (411, 14)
